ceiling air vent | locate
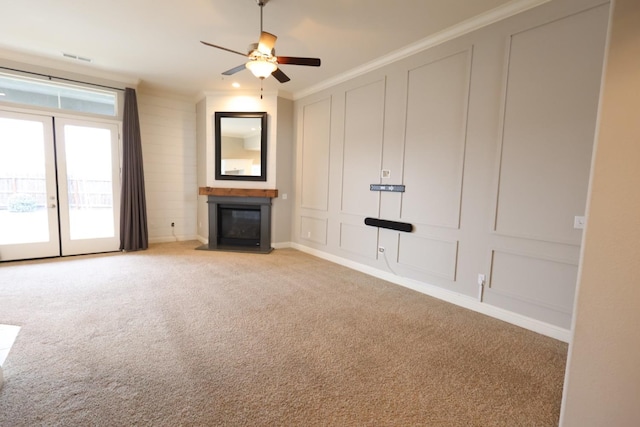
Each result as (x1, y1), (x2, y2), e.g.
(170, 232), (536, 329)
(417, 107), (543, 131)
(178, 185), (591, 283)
(62, 53), (92, 63)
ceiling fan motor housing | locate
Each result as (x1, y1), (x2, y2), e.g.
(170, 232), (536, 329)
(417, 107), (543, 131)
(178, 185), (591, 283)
(248, 43), (275, 58)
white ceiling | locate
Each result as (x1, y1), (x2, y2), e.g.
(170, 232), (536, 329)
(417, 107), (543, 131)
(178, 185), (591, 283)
(1, 0), (534, 98)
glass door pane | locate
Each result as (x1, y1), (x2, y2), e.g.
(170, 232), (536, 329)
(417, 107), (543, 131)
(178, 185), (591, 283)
(0, 111), (60, 261)
(56, 118), (120, 256)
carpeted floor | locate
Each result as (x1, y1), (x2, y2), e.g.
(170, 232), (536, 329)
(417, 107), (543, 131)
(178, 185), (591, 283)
(0, 241), (567, 426)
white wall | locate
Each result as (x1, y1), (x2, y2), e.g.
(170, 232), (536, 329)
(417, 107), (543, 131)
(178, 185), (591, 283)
(560, 0), (640, 424)
(292, 0), (609, 339)
(138, 91), (197, 243)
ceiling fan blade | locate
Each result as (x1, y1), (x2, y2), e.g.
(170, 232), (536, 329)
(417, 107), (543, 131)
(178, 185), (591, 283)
(276, 56), (321, 67)
(222, 64), (247, 76)
(200, 41), (248, 58)
(258, 31), (277, 55)
(272, 67), (290, 83)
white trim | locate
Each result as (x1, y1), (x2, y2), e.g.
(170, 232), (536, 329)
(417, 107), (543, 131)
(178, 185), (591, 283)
(271, 242), (291, 250)
(289, 242), (571, 343)
(149, 234), (199, 244)
(292, 0), (552, 100)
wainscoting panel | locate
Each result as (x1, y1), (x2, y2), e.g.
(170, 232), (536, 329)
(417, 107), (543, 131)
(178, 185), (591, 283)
(397, 234), (459, 280)
(301, 98), (332, 211)
(401, 49), (471, 229)
(339, 222), (378, 259)
(488, 249), (577, 317)
(341, 79), (386, 216)
(300, 216), (328, 245)
(493, 5), (608, 244)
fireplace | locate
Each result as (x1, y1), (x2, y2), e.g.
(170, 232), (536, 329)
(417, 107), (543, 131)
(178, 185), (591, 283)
(218, 205), (261, 247)
(197, 188), (277, 254)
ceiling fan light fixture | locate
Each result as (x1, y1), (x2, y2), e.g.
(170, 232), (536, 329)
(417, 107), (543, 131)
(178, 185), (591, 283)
(246, 59), (277, 79)
(201, 0), (319, 84)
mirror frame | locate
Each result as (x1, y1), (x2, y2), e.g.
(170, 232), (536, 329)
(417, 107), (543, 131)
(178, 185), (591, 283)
(215, 111), (268, 181)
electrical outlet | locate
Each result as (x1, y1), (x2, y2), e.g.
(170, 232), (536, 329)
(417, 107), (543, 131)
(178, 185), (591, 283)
(378, 246), (385, 253)
(171, 222), (175, 227)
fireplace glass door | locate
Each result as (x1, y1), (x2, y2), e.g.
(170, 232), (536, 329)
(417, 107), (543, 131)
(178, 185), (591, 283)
(218, 206), (261, 247)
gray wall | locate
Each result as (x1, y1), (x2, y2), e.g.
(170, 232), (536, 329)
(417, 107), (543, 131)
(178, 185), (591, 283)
(273, 97), (294, 245)
(292, 0), (609, 330)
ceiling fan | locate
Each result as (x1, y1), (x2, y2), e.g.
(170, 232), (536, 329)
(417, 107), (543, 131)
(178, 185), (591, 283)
(201, 0), (321, 83)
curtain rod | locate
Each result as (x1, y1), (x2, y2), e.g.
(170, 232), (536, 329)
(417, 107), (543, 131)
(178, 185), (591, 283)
(0, 66), (126, 92)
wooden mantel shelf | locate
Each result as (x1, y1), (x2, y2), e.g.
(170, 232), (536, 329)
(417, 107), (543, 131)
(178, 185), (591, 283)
(199, 187), (278, 198)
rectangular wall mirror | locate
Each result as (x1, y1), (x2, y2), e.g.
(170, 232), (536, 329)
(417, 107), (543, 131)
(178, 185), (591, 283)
(215, 111), (267, 181)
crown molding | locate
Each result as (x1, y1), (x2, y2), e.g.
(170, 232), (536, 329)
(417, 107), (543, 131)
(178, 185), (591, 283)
(0, 48), (140, 89)
(293, 0), (552, 100)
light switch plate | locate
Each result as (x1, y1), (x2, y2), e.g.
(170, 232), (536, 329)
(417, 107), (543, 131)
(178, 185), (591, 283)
(574, 216), (586, 229)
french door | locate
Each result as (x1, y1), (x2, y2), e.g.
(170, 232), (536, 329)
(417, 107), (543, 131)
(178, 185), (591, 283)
(0, 110), (120, 261)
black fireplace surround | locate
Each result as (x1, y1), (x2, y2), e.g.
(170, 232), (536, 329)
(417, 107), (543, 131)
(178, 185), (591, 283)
(199, 195), (273, 253)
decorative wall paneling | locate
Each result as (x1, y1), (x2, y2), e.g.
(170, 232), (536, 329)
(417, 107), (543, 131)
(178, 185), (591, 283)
(492, 5), (607, 245)
(340, 79), (386, 216)
(487, 249), (578, 328)
(401, 49), (472, 230)
(299, 216), (328, 245)
(300, 98), (332, 211)
(293, 0), (609, 333)
(335, 79), (387, 258)
(339, 222), (378, 259)
(397, 234), (459, 280)
(485, 4), (609, 325)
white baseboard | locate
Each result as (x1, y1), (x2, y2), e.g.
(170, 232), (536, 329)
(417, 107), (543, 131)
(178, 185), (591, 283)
(272, 241), (292, 250)
(288, 242), (571, 343)
(149, 234), (200, 244)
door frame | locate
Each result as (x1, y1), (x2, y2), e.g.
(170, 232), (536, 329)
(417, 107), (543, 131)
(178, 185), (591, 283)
(0, 106), (122, 261)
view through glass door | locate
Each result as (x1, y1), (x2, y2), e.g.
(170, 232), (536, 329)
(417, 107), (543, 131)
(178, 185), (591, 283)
(0, 110), (120, 261)
(0, 111), (59, 261)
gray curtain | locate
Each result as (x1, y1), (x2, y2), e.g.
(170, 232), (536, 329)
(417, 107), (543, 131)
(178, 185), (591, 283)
(120, 87), (148, 251)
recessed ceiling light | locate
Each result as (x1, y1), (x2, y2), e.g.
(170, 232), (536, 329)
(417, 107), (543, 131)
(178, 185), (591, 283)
(232, 82), (240, 88)
(0, 92), (5, 96)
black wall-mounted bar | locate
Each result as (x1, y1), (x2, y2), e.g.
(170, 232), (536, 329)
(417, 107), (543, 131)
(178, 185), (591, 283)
(364, 217), (413, 233)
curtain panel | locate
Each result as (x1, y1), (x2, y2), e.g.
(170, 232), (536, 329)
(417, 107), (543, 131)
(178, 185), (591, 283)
(119, 88), (148, 251)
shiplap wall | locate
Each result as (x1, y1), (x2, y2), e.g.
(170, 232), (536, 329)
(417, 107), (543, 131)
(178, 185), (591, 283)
(138, 92), (197, 243)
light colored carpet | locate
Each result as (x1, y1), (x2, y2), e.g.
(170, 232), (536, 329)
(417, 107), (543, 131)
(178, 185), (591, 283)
(0, 241), (567, 426)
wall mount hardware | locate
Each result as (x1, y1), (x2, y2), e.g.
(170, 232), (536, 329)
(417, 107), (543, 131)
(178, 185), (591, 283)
(370, 184), (405, 192)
